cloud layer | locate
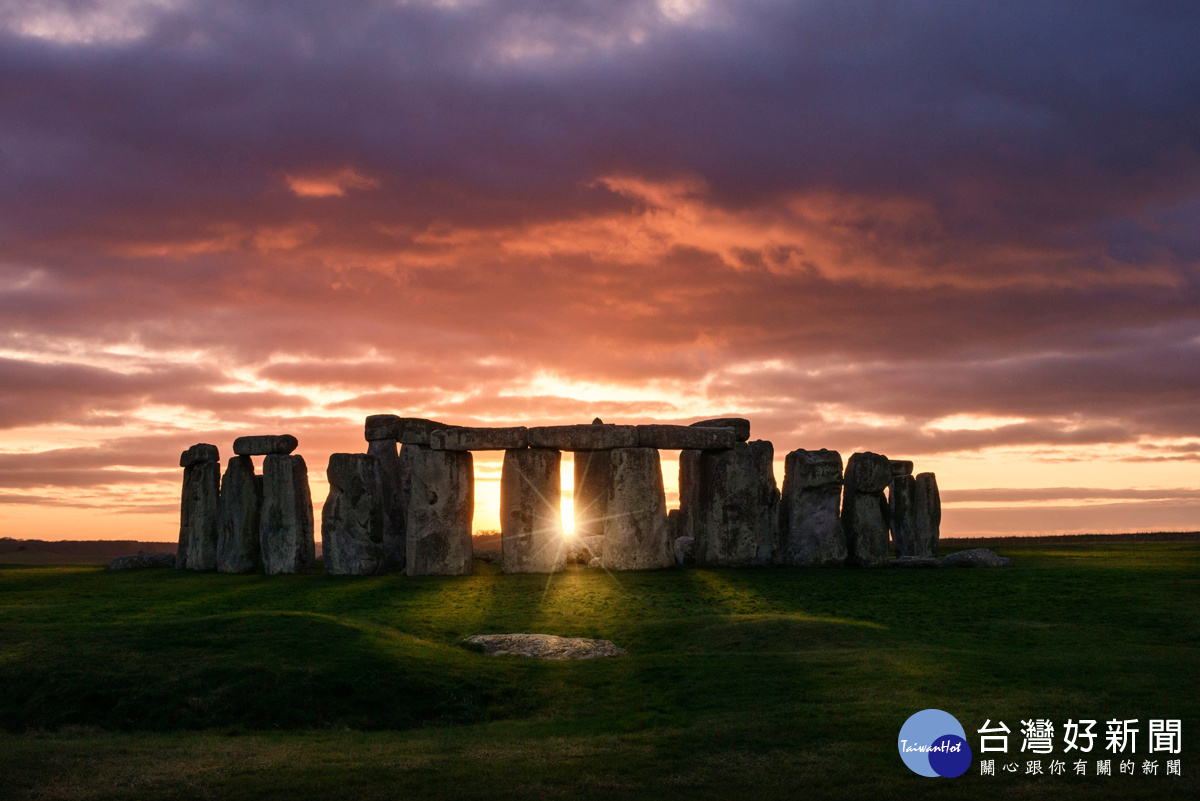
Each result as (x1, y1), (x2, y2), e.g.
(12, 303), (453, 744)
(2, 0), (1199, 539)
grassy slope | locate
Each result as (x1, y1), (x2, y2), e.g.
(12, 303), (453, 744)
(0, 544), (1197, 800)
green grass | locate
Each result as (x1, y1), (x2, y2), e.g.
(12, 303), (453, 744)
(0, 543), (1197, 799)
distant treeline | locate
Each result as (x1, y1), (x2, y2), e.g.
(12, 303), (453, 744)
(0, 538), (175, 560)
(942, 531), (1200, 547)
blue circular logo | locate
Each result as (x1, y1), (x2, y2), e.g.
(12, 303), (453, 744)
(898, 709), (972, 777)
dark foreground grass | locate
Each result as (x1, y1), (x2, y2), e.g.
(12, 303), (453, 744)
(0, 543), (1197, 800)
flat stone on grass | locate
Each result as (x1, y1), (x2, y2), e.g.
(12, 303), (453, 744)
(463, 634), (628, 660)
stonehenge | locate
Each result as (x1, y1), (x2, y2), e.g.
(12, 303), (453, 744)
(175, 415), (950, 577)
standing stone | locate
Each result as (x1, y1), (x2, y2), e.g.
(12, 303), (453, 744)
(602, 448), (673, 570)
(889, 473), (917, 558)
(177, 444), (220, 571)
(406, 445), (474, 576)
(573, 449), (612, 539)
(367, 438), (406, 572)
(322, 453), (386, 575)
(693, 441), (779, 566)
(777, 448), (847, 567)
(260, 454), (316, 574)
(676, 449), (702, 543)
(501, 448), (566, 573)
(842, 452), (892, 567)
(216, 455), (262, 573)
(913, 472), (942, 557)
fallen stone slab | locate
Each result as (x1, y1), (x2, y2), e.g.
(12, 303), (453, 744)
(432, 426), (529, 451)
(475, 548), (501, 563)
(690, 417), (751, 442)
(179, 443), (218, 468)
(463, 634), (628, 660)
(232, 434), (298, 456)
(673, 535), (695, 566)
(364, 415), (453, 444)
(635, 425), (736, 450)
(109, 552), (176, 570)
(941, 548), (1011, 568)
(888, 556), (942, 568)
(528, 424), (638, 451)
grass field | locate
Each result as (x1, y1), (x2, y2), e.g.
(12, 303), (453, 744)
(1, 543), (1197, 799)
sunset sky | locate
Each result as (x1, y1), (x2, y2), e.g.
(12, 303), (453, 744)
(2, 0), (1199, 542)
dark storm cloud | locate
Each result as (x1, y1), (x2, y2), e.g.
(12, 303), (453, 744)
(0, 0), (1198, 470)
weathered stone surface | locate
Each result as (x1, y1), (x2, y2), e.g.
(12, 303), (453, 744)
(109, 552), (176, 570)
(635, 425), (736, 450)
(888, 556), (942, 568)
(572, 450), (612, 538)
(845, 451), (892, 494)
(889, 474), (917, 558)
(501, 448), (566, 573)
(179, 443), (219, 468)
(777, 449), (846, 567)
(232, 434), (298, 456)
(364, 415), (452, 445)
(528, 424), (638, 451)
(913, 472), (941, 557)
(432, 426), (528, 451)
(941, 548), (1011, 568)
(260, 454), (316, 574)
(587, 556), (602, 568)
(367, 438), (406, 572)
(177, 459), (220, 570)
(676, 449), (702, 543)
(673, 535), (695, 566)
(216, 456), (262, 573)
(566, 535), (605, 564)
(693, 441), (779, 567)
(690, 417), (751, 443)
(842, 452), (891, 567)
(464, 633), (628, 660)
(602, 448), (673, 570)
(405, 446), (474, 576)
(889, 460), (914, 476)
(322, 453), (386, 575)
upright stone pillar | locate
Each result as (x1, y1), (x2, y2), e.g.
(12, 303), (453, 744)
(501, 448), (566, 573)
(602, 448), (673, 570)
(676, 449), (702, 542)
(693, 441), (779, 566)
(913, 472), (941, 557)
(217, 455), (262, 573)
(777, 448), (847, 567)
(405, 445), (474, 576)
(889, 473), (917, 558)
(367, 437), (406, 573)
(177, 443), (220, 571)
(260, 454), (316, 574)
(842, 452), (892, 567)
(572, 418), (613, 540)
(322, 453), (386, 575)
